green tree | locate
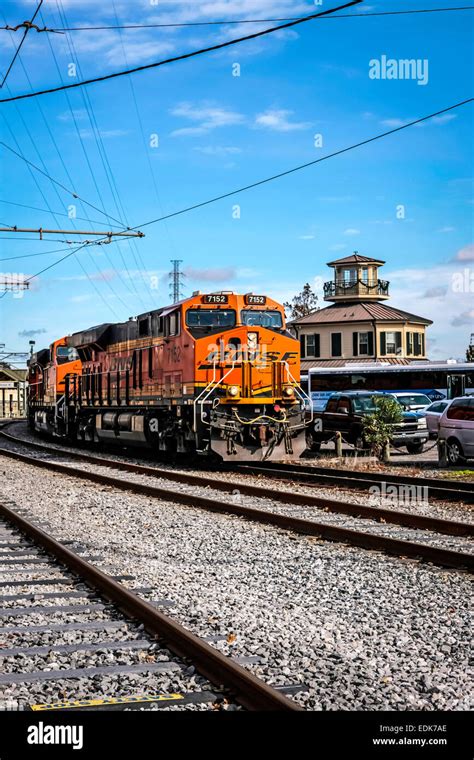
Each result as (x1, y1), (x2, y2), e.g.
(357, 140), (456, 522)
(284, 283), (318, 320)
(466, 335), (474, 362)
(361, 396), (404, 459)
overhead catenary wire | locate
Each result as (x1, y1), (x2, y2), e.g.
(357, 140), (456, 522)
(0, 245), (92, 262)
(0, 58), (131, 315)
(21, 98), (473, 285)
(0, 199), (124, 228)
(0, 0), (43, 87)
(52, 0), (151, 309)
(109, 0), (182, 282)
(130, 99), (474, 232)
(21, 5), (474, 31)
(39, 15), (146, 309)
(0, 140), (126, 228)
(0, 1), (362, 103)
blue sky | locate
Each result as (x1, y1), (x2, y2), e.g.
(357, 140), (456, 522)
(0, 0), (473, 363)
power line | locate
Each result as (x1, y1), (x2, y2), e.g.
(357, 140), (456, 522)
(0, 198), (124, 228)
(53, 0), (150, 309)
(0, 140), (126, 227)
(131, 98), (473, 231)
(20, 98), (473, 284)
(24, 240), (101, 281)
(0, 0), (43, 87)
(0, 1), (362, 103)
(26, 6), (474, 31)
(110, 0), (181, 300)
(39, 10), (143, 309)
(0, 245), (86, 262)
(0, 46), (131, 318)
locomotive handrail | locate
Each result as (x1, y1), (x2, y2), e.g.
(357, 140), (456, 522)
(193, 360), (236, 430)
(282, 361), (313, 425)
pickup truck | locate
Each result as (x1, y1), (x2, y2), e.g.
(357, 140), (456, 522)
(307, 391), (429, 454)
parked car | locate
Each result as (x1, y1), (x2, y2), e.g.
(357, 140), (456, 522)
(438, 396), (474, 465)
(307, 391), (429, 454)
(423, 400), (451, 438)
(385, 392), (432, 412)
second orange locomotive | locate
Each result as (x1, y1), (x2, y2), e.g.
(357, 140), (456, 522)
(28, 292), (309, 460)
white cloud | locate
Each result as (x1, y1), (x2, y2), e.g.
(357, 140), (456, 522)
(77, 129), (129, 139)
(254, 109), (310, 132)
(380, 114), (457, 129)
(299, 235), (315, 240)
(432, 114), (457, 125)
(451, 309), (474, 327)
(170, 102), (244, 136)
(453, 244), (474, 262)
(58, 109), (88, 122)
(328, 244), (346, 251)
(70, 294), (94, 303)
(343, 228), (360, 236)
(438, 226), (456, 233)
(193, 145), (242, 155)
(386, 261), (474, 357)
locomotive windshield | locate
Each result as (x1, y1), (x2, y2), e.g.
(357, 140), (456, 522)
(186, 309), (236, 328)
(241, 310), (283, 329)
(56, 346), (79, 365)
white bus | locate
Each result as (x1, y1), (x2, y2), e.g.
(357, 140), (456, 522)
(307, 362), (474, 410)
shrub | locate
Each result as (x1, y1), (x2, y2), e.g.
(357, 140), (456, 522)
(361, 396), (404, 459)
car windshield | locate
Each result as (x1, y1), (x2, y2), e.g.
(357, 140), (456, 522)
(352, 396), (380, 413)
(241, 310), (283, 328)
(396, 394), (431, 407)
(186, 309), (236, 328)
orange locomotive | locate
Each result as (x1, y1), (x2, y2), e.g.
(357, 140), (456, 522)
(28, 337), (82, 436)
(28, 292), (310, 460)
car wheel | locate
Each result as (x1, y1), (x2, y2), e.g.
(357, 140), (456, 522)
(406, 442), (424, 455)
(446, 438), (465, 465)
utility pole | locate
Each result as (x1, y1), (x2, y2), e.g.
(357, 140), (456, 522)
(169, 259), (184, 303)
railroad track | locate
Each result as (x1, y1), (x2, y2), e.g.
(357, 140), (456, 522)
(233, 461), (474, 503)
(0, 432), (473, 572)
(0, 500), (301, 712)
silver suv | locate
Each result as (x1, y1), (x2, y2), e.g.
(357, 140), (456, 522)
(438, 396), (474, 465)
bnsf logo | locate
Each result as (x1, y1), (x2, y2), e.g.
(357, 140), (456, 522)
(200, 344), (298, 367)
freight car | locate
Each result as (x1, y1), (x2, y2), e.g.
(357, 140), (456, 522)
(27, 292), (310, 461)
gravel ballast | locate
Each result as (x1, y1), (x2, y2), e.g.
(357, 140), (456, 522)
(1, 454), (472, 710)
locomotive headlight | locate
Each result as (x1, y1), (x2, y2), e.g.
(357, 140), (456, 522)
(282, 386), (295, 397)
(228, 385), (240, 397)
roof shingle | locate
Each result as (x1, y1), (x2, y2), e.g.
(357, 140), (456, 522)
(290, 301), (432, 326)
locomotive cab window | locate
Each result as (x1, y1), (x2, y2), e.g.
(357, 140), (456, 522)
(186, 309), (236, 328)
(56, 346), (79, 365)
(241, 310), (283, 329)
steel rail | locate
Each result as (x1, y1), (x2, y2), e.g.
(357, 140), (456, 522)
(0, 445), (472, 572)
(0, 500), (300, 711)
(234, 462), (474, 503)
(0, 430), (472, 537)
